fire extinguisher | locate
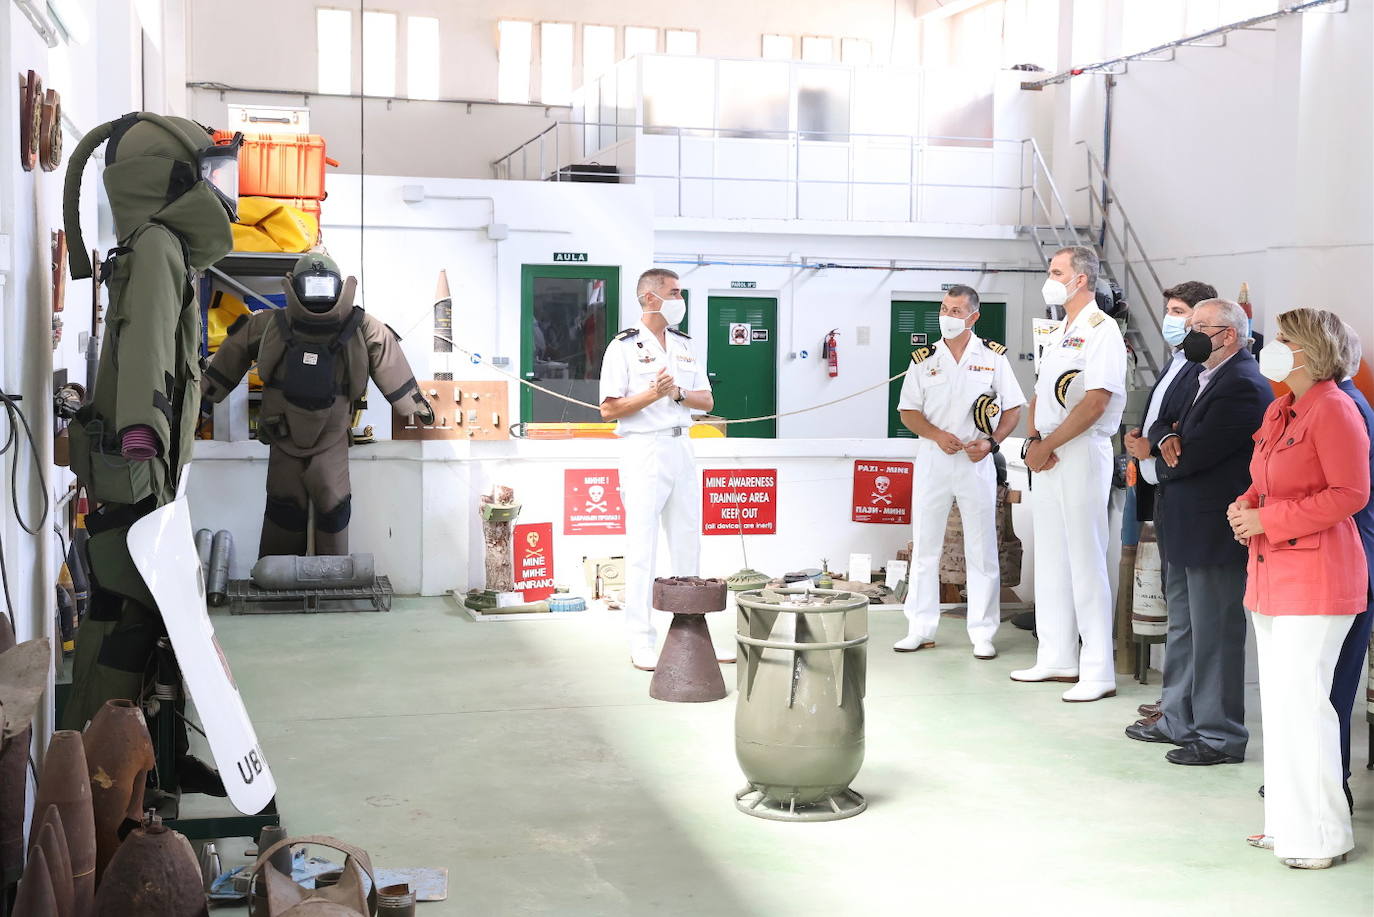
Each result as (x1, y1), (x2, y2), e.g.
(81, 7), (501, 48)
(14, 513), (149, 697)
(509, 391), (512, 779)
(823, 329), (839, 378)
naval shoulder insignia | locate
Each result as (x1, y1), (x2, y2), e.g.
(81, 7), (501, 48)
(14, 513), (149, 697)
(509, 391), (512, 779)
(668, 327), (691, 339)
(910, 346), (934, 365)
(1087, 311), (1107, 328)
(614, 328), (640, 342)
(982, 338), (1007, 355)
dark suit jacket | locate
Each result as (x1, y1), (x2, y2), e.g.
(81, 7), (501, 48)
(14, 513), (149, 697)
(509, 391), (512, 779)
(1134, 354), (1202, 522)
(1337, 379), (1374, 598)
(1151, 349), (1271, 567)
(1250, 329), (1265, 356)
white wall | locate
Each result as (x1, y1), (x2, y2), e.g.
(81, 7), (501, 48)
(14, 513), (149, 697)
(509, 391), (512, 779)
(1048, 0), (1373, 349)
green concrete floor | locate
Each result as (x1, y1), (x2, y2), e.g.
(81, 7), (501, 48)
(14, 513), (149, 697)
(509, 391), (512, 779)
(197, 598), (1372, 915)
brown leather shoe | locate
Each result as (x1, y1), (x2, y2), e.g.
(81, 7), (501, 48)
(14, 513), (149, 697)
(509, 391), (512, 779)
(1137, 701), (1162, 718)
(1133, 711), (1163, 727)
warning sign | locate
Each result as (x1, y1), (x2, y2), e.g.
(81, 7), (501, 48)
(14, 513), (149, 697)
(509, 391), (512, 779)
(564, 469), (626, 535)
(851, 460), (913, 525)
(702, 469), (777, 535)
(513, 522), (555, 601)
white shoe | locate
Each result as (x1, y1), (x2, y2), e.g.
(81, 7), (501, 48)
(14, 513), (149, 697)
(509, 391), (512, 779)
(1009, 666), (1078, 683)
(1061, 681), (1117, 703)
(972, 641), (997, 660)
(893, 634), (936, 653)
(1283, 856), (1343, 869)
(630, 647), (658, 671)
(1246, 834), (1275, 850)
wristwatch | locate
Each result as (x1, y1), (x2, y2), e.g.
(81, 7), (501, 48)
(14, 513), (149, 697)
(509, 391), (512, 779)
(986, 437), (1000, 454)
(1020, 435), (1041, 461)
(673, 387), (686, 403)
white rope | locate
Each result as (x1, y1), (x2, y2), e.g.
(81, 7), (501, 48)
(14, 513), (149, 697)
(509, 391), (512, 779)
(432, 335), (906, 425)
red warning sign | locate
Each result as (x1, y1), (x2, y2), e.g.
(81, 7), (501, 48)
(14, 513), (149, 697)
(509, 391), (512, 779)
(702, 469), (777, 535)
(564, 469), (626, 535)
(851, 460), (913, 525)
(513, 522), (555, 601)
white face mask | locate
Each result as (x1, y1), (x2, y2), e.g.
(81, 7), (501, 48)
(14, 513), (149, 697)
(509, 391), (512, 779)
(1161, 314), (1189, 347)
(1258, 340), (1304, 383)
(1042, 276), (1073, 307)
(938, 314), (972, 340)
(645, 293), (686, 327)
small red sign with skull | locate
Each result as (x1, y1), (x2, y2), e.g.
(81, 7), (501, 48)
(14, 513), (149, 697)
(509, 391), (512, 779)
(851, 460), (913, 525)
(513, 522), (555, 601)
(564, 469), (626, 535)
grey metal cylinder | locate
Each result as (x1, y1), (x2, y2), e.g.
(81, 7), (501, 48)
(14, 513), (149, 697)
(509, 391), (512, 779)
(734, 586), (869, 821)
(206, 530), (233, 606)
(250, 553), (376, 590)
(194, 529), (213, 576)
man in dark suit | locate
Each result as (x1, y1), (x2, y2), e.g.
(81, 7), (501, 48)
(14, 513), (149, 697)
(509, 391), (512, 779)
(1126, 298), (1271, 765)
(1122, 281), (1213, 726)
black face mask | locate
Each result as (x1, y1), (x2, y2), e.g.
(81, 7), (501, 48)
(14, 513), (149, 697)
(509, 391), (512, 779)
(1182, 328), (1226, 364)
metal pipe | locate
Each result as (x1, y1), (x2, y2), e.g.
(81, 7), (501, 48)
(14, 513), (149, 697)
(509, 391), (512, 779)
(195, 529), (213, 577)
(653, 257), (1043, 274)
(1020, 0), (1346, 90)
(207, 530), (233, 607)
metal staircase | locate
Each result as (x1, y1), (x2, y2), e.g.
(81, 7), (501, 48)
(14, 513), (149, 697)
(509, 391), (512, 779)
(1022, 139), (1167, 385)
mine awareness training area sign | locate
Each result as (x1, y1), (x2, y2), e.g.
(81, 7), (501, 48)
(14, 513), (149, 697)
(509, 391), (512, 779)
(513, 522), (555, 600)
(702, 469), (777, 535)
(851, 460), (913, 525)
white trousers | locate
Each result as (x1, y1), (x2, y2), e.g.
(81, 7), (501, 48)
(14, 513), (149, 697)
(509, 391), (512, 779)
(618, 432), (701, 652)
(1031, 434), (1115, 686)
(1252, 610), (1356, 860)
(902, 440), (1000, 644)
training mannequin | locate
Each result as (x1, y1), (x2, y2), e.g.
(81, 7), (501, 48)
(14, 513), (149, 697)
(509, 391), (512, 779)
(202, 253), (433, 556)
(59, 113), (238, 795)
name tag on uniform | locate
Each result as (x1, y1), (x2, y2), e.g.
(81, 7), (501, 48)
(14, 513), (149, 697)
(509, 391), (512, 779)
(303, 352), (319, 365)
(676, 354), (696, 366)
(1061, 336), (1085, 350)
(966, 364), (994, 372)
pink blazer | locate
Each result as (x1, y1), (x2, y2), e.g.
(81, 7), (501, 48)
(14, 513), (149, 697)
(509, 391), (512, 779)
(1241, 380), (1371, 615)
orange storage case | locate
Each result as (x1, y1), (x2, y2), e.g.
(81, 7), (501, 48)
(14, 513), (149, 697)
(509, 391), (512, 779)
(213, 131), (339, 201)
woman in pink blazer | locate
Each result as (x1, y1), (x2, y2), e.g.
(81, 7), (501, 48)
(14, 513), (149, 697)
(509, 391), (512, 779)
(1227, 308), (1370, 870)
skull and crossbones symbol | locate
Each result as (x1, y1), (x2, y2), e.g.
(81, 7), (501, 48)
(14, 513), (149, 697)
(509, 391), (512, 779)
(523, 530), (542, 558)
(870, 476), (893, 504)
(585, 484), (609, 513)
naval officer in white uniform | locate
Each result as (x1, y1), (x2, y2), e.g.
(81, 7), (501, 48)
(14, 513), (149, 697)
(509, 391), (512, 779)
(1016, 246), (1127, 702)
(599, 268), (714, 671)
(893, 285), (1025, 659)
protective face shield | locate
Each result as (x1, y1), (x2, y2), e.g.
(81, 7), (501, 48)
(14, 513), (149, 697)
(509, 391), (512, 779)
(1258, 340), (1304, 383)
(290, 254), (344, 312)
(200, 133), (243, 221)
(62, 112), (234, 279)
(1161, 314), (1189, 347)
(938, 314), (973, 340)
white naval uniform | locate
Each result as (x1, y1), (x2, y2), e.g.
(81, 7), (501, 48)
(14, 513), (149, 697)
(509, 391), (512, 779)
(897, 335), (1026, 644)
(1030, 305), (1127, 688)
(599, 321), (711, 652)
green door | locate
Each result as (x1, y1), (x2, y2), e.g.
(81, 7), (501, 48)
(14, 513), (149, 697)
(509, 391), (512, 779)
(520, 264), (620, 423)
(706, 296), (777, 438)
(888, 299), (1006, 438)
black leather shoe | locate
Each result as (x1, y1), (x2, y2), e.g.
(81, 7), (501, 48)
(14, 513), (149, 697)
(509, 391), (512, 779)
(1125, 721), (1181, 745)
(1167, 742), (1242, 766)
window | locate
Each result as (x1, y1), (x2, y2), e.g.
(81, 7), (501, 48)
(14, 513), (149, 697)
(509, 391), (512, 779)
(801, 35), (834, 63)
(840, 38), (872, 65)
(407, 16), (439, 100)
(624, 26), (658, 58)
(540, 22), (574, 105)
(665, 29), (698, 55)
(583, 24), (616, 85)
(362, 11), (396, 97)
(762, 34), (794, 60)
(498, 20), (533, 103)
(317, 8), (351, 94)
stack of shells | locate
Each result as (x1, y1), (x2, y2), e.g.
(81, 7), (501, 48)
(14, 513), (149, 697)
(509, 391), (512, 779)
(12, 699), (206, 915)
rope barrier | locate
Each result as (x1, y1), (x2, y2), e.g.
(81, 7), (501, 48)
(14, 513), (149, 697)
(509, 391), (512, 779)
(432, 335), (907, 426)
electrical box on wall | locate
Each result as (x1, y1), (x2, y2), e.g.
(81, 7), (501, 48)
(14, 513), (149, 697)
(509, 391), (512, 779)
(392, 380), (509, 441)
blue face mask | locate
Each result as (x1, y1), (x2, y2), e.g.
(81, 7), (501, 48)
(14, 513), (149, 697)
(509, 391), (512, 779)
(1161, 314), (1189, 347)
